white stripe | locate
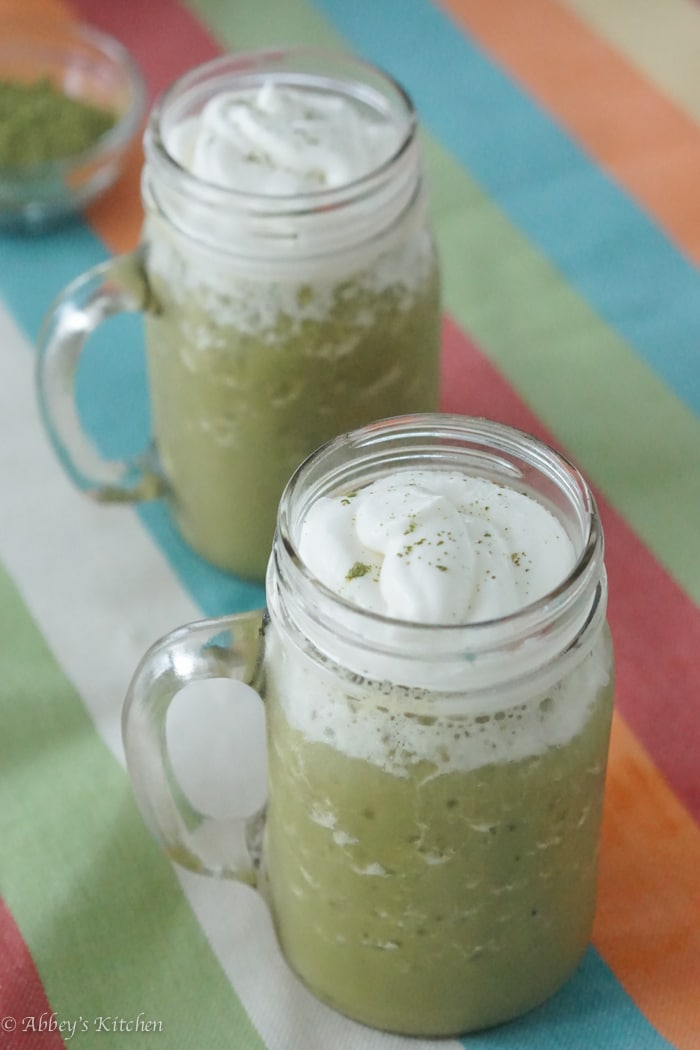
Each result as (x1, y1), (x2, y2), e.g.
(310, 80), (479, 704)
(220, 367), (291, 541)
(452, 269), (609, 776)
(0, 299), (451, 1050)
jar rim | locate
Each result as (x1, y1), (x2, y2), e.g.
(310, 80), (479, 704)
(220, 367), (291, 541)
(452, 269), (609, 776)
(273, 414), (605, 650)
(144, 46), (418, 211)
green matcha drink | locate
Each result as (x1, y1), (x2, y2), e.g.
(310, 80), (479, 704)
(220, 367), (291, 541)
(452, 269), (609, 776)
(139, 52), (441, 579)
(121, 417), (614, 1037)
(34, 53), (441, 577)
(144, 238), (440, 580)
(258, 438), (615, 1035)
(263, 632), (613, 1034)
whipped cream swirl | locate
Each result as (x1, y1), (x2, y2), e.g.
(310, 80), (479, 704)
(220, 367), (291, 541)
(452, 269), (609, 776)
(167, 81), (401, 194)
(299, 470), (575, 624)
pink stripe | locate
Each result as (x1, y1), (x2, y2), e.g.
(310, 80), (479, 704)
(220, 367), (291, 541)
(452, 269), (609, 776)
(67, 0), (222, 103)
(441, 316), (700, 823)
(0, 899), (66, 1048)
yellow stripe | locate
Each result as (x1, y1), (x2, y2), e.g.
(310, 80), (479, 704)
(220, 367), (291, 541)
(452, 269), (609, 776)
(561, 0), (700, 126)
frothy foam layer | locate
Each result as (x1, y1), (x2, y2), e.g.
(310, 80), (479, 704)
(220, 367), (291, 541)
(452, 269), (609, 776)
(167, 82), (401, 193)
(267, 624), (612, 777)
(268, 468), (610, 774)
(299, 471), (575, 624)
(145, 214), (435, 339)
(147, 80), (431, 329)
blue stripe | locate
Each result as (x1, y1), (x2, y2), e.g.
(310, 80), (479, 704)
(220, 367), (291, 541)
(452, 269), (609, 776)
(462, 947), (675, 1050)
(312, 0), (700, 417)
(1, 224), (264, 618)
(138, 501), (264, 617)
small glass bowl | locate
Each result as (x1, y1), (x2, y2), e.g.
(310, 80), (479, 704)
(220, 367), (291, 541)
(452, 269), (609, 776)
(0, 17), (145, 233)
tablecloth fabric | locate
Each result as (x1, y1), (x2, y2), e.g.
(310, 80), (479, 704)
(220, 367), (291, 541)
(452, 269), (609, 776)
(0, 0), (699, 1047)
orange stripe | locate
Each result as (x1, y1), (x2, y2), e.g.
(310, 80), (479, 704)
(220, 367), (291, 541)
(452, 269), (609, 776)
(593, 712), (700, 1050)
(84, 139), (144, 253)
(561, 0), (700, 128)
(439, 0), (700, 266)
(0, 0), (67, 15)
(63, 0), (145, 252)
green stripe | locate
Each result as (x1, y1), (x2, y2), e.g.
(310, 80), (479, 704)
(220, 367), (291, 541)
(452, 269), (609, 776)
(189, 0), (340, 47)
(0, 566), (265, 1050)
(187, 0), (700, 603)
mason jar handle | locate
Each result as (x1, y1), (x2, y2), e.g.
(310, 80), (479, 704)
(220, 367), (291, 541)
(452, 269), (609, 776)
(35, 248), (165, 503)
(122, 610), (267, 884)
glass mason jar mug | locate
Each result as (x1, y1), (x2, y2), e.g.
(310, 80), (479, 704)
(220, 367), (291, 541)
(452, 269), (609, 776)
(35, 49), (441, 581)
(123, 415), (615, 1037)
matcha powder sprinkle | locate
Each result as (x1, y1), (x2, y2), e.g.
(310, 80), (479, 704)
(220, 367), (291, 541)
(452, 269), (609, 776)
(346, 562), (372, 581)
(0, 78), (116, 169)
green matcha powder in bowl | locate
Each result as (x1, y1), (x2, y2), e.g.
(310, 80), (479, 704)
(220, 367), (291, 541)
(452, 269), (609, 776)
(0, 16), (145, 232)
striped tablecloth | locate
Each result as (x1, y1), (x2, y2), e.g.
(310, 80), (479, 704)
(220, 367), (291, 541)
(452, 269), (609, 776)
(1, 0), (699, 1047)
